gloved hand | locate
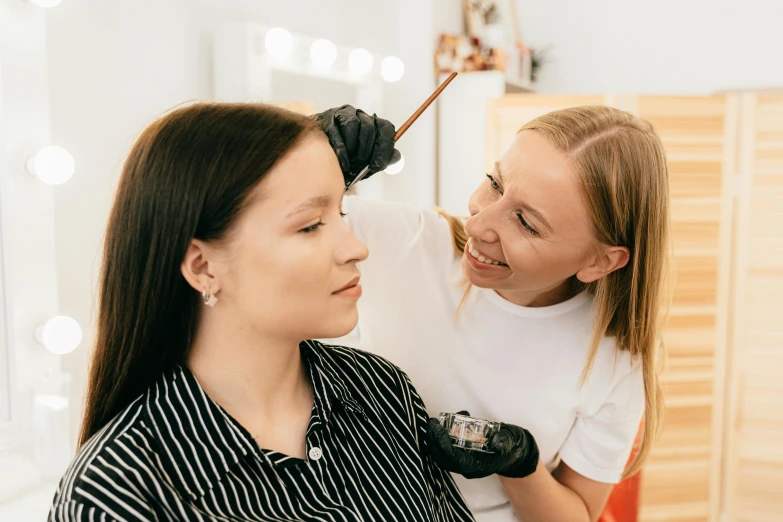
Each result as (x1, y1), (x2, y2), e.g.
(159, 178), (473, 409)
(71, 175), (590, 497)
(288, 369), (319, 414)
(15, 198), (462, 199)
(427, 412), (540, 480)
(314, 105), (401, 186)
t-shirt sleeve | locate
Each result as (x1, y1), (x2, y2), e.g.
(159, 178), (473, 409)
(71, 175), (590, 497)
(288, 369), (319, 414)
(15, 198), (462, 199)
(342, 196), (458, 283)
(400, 371), (475, 521)
(557, 362), (645, 484)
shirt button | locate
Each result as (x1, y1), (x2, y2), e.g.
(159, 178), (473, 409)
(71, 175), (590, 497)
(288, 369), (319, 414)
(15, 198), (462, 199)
(308, 447), (323, 461)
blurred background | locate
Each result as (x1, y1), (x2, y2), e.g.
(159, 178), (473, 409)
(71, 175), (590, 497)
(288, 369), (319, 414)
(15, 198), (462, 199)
(1, 0), (781, 520)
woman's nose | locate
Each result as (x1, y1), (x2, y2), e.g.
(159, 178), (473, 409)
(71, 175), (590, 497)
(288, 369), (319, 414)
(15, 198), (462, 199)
(336, 223), (369, 265)
(465, 197), (501, 244)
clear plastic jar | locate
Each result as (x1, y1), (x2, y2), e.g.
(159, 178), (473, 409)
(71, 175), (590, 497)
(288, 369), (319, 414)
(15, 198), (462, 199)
(438, 412), (500, 453)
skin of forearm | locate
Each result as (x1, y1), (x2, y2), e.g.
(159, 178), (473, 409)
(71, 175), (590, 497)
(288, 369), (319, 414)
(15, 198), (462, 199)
(499, 462), (595, 522)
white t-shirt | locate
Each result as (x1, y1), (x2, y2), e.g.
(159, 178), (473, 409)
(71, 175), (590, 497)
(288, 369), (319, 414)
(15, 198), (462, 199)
(344, 197), (645, 521)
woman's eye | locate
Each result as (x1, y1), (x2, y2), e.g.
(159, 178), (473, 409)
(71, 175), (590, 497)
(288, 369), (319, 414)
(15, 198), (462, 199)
(486, 173), (501, 192)
(517, 214), (539, 236)
(300, 221), (324, 234)
(340, 212), (347, 218)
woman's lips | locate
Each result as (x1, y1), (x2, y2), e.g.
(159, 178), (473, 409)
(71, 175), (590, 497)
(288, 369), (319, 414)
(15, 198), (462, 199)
(333, 277), (362, 299)
(465, 239), (508, 270)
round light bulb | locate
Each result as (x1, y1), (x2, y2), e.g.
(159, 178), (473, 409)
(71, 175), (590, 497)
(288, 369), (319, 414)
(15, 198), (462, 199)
(310, 39), (337, 68)
(40, 316), (83, 355)
(28, 0), (64, 6)
(384, 153), (405, 175)
(381, 56), (405, 83)
(264, 27), (293, 60)
(27, 146), (75, 185)
(348, 48), (374, 76)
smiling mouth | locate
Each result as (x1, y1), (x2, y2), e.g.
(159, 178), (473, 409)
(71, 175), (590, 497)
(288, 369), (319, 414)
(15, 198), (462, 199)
(467, 239), (508, 267)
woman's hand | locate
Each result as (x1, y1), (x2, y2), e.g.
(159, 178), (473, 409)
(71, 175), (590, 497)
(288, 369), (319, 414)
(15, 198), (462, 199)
(314, 105), (401, 186)
(427, 413), (540, 480)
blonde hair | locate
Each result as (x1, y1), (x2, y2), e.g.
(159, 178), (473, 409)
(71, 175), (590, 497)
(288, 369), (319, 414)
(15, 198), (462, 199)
(437, 105), (671, 479)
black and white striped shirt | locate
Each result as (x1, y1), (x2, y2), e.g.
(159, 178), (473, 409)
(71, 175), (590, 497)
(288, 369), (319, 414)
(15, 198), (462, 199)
(49, 341), (475, 521)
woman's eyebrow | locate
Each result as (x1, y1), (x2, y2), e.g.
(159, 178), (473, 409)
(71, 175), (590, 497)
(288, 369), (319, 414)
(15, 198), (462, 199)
(286, 195), (332, 217)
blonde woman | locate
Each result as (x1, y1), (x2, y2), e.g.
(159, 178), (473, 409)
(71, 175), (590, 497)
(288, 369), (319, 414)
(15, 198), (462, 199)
(315, 105), (670, 522)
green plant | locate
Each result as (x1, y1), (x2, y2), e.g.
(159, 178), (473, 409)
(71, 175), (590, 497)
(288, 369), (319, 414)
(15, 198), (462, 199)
(530, 46), (550, 83)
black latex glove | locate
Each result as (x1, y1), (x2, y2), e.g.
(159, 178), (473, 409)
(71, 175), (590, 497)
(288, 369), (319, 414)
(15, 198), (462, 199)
(427, 412), (540, 480)
(314, 105), (401, 186)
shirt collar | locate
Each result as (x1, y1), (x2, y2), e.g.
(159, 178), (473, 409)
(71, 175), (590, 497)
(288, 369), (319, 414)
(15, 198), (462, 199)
(301, 340), (367, 424)
(143, 366), (255, 500)
(144, 341), (366, 500)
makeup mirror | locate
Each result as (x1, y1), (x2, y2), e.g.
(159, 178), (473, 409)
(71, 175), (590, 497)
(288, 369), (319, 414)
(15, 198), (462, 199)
(213, 22), (389, 204)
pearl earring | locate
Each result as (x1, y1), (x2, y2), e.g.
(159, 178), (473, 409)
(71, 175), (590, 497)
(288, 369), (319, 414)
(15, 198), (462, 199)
(202, 285), (218, 307)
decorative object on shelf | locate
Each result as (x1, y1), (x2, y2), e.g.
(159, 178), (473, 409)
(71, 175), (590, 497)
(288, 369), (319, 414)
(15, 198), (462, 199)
(504, 44), (532, 89)
(437, 0), (540, 90)
(529, 46), (549, 83)
(463, 0), (497, 39)
(434, 33), (486, 74)
(505, 0), (534, 88)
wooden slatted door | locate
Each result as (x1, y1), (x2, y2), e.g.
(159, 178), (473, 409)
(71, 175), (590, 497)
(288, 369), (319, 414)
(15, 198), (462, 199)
(724, 92), (783, 522)
(630, 96), (736, 522)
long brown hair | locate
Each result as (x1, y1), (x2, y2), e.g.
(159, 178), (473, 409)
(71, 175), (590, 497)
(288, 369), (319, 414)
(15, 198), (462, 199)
(439, 105), (671, 478)
(79, 103), (320, 447)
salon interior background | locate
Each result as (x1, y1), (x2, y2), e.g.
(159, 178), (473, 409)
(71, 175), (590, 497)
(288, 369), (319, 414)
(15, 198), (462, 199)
(2, 0), (783, 521)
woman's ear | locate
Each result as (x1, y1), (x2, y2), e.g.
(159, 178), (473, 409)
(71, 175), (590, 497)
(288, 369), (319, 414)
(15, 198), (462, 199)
(180, 239), (220, 295)
(576, 245), (630, 284)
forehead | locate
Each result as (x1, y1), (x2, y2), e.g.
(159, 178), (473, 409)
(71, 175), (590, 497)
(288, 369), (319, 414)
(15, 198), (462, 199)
(250, 134), (344, 213)
(498, 131), (590, 234)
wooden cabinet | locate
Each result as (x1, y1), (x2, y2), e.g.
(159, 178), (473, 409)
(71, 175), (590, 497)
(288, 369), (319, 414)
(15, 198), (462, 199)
(478, 92), (783, 522)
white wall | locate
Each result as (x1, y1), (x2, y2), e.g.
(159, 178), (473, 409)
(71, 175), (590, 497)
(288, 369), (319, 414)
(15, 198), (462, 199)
(44, 0), (442, 446)
(512, 0), (783, 93)
(46, 0), (202, 446)
(0, 0), (68, 508)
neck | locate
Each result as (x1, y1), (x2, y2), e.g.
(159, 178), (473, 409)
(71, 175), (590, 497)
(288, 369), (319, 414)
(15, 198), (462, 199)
(187, 307), (311, 425)
(496, 278), (580, 307)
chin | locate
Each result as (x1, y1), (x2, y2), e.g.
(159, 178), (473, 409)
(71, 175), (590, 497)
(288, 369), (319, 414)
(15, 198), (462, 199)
(313, 310), (359, 340)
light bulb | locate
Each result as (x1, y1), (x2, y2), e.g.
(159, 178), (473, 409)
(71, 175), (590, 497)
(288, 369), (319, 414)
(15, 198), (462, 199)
(28, 0), (64, 6)
(264, 27), (293, 60)
(310, 39), (337, 68)
(27, 146), (75, 185)
(384, 153), (405, 175)
(348, 48), (374, 76)
(381, 56), (405, 82)
(38, 316), (83, 355)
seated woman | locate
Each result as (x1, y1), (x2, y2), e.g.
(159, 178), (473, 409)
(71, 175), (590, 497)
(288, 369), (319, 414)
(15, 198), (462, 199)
(49, 103), (474, 522)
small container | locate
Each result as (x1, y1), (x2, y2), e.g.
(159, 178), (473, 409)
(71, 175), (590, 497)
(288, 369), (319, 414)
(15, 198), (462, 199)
(438, 412), (500, 453)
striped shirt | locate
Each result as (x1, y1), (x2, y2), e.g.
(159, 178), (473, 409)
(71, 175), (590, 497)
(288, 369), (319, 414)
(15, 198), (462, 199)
(49, 341), (475, 521)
